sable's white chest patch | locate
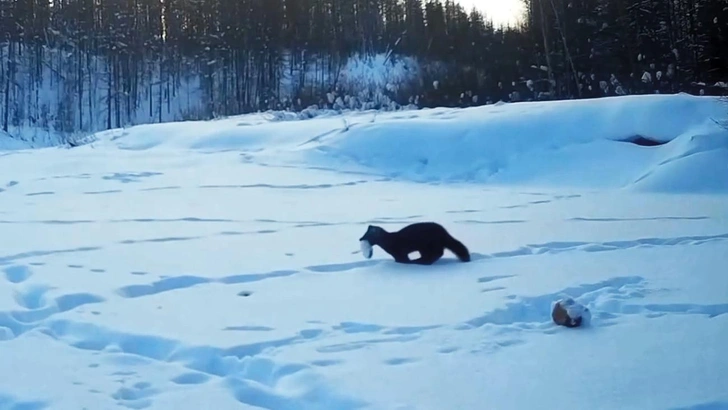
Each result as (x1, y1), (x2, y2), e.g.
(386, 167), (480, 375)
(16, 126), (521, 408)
(360, 240), (373, 259)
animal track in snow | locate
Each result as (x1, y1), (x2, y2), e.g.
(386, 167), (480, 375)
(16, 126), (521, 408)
(0, 246), (103, 266)
(569, 216), (710, 222)
(170, 372), (210, 385)
(223, 366), (367, 409)
(102, 172), (163, 184)
(310, 359), (343, 367)
(43, 319), (317, 370)
(305, 260), (380, 273)
(0, 392), (48, 410)
(224, 325), (274, 332)
(1, 288), (105, 341)
(118, 236), (200, 245)
(477, 274), (515, 284)
(462, 275), (727, 337)
(115, 217), (235, 223)
(463, 276), (646, 330)
(481, 286), (507, 293)
(219, 270), (298, 285)
(116, 276), (212, 298)
(32, 319), (363, 408)
(334, 322), (386, 334)
(445, 209), (481, 214)
(483, 233), (728, 261)
(456, 219), (527, 225)
(139, 186), (181, 192)
(595, 301), (728, 320)
(198, 180), (371, 190)
(13, 284), (54, 310)
(3, 265), (33, 283)
(384, 357), (419, 366)
(314, 322), (440, 354)
(0, 219), (95, 225)
(316, 334), (420, 354)
(83, 189), (123, 195)
(498, 193), (583, 209)
(44, 173), (92, 181)
(111, 381), (158, 409)
(116, 270), (298, 299)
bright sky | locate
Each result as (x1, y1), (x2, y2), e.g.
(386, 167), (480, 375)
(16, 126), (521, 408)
(456, 0), (525, 27)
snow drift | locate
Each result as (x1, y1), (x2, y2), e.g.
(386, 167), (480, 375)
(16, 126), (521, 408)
(0, 130), (32, 150)
(302, 94), (728, 192)
(24, 93), (728, 193)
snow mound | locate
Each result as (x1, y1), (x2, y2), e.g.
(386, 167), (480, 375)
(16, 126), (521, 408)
(0, 130), (32, 150)
(630, 131), (728, 193)
(88, 93), (728, 194)
(304, 94), (728, 193)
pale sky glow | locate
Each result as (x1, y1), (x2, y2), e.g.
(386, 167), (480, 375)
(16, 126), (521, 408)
(456, 0), (525, 27)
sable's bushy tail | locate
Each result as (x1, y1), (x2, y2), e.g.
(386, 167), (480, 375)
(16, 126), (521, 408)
(444, 235), (471, 262)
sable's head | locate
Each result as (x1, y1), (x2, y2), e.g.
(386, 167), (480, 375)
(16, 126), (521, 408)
(359, 225), (384, 259)
(359, 225), (385, 243)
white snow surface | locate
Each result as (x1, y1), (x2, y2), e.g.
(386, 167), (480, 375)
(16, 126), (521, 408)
(1, 93), (728, 410)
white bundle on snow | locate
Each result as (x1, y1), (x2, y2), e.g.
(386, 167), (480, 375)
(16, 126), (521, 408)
(360, 240), (373, 259)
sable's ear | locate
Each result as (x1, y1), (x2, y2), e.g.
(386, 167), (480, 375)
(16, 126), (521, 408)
(360, 226), (370, 241)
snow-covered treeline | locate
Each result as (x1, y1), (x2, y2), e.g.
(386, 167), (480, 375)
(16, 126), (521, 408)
(0, 0), (726, 144)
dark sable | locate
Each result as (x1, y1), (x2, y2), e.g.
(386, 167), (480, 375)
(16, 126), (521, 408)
(359, 222), (471, 265)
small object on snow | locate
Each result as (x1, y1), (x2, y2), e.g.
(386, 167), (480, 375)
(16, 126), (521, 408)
(360, 239), (373, 259)
(552, 297), (591, 328)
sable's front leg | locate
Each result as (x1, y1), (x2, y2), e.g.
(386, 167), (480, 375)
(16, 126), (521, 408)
(393, 252), (411, 264)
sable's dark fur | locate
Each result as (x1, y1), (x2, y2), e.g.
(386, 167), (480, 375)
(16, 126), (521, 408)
(359, 222), (471, 265)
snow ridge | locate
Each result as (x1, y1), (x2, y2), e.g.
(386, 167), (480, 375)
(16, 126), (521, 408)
(75, 93), (728, 194)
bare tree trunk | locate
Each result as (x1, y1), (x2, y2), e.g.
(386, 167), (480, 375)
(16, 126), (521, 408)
(78, 50), (84, 130)
(549, 0), (581, 97)
(107, 57), (112, 129)
(538, 0), (556, 97)
(4, 42), (16, 132)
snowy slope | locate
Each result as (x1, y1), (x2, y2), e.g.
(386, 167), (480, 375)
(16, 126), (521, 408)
(85, 93), (728, 193)
(1, 94), (727, 410)
(0, 130), (33, 151)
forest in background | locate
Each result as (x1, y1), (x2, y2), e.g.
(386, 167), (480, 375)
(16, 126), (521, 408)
(0, 0), (727, 143)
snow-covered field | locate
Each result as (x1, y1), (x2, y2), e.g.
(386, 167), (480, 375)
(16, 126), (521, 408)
(1, 94), (727, 410)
